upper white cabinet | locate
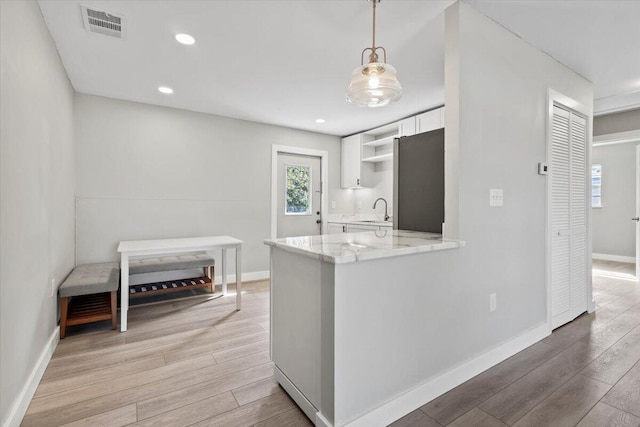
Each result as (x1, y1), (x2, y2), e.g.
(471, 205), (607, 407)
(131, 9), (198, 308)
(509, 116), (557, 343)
(341, 134), (366, 188)
(398, 117), (416, 137)
(416, 107), (445, 134)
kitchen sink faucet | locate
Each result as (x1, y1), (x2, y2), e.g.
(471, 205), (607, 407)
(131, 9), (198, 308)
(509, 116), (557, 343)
(373, 198), (389, 221)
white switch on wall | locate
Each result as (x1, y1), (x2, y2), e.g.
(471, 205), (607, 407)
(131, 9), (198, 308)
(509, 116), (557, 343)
(490, 189), (503, 207)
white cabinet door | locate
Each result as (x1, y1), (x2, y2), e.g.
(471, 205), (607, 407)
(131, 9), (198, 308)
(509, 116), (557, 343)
(347, 224), (378, 232)
(416, 108), (444, 134)
(341, 135), (363, 188)
(398, 117), (416, 137)
(327, 223), (346, 234)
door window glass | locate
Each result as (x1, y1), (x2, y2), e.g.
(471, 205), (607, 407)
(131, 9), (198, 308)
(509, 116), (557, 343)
(285, 165), (312, 215)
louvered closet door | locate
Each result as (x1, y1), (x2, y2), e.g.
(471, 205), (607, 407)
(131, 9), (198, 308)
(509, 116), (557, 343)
(551, 106), (572, 328)
(570, 114), (588, 318)
(551, 105), (588, 329)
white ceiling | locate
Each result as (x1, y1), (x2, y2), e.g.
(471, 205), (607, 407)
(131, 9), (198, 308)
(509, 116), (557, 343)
(39, 1), (640, 136)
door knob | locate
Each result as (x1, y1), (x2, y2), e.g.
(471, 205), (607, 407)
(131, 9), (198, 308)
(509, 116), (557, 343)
(316, 219), (322, 224)
(633, 217), (640, 222)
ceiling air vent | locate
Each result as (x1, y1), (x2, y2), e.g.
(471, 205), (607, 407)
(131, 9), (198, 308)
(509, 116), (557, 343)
(80, 4), (126, 39)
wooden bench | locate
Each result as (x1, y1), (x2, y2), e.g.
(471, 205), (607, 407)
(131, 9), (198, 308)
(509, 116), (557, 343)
(127, 253), (215, 298)
(58, 263), (120, 339)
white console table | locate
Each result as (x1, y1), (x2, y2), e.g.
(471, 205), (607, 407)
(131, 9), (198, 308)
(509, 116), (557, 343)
(117, 236), (243, 332)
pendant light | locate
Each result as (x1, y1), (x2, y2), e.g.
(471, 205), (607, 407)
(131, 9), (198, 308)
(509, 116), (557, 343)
(346, 0), (402, 108)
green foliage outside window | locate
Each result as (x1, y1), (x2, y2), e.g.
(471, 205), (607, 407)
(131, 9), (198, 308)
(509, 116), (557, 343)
(286, 165), (311, 214)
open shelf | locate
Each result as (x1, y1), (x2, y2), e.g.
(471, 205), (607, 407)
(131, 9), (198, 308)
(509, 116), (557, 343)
(362, 135), (397, 148)
(129, 276), (212, 298)
(362, 153), (393, 163)
(66, 293), (113, 326)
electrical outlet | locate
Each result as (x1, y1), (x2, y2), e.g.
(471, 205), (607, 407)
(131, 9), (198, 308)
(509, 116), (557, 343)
(490, 189), (503, 207)
(50, 278), (56, 297)
(357, 201), (362, 209)
(490, 293), (497, 312)
(331, 200), (336, 209)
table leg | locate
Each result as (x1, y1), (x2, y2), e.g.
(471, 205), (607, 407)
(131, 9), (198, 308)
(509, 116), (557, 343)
(236, 246), (242, 310)
(120, 253), (129, 332)
(222, 248), (227, 295)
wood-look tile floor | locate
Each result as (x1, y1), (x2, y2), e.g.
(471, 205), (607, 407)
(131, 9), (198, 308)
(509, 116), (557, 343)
(22, 260), (639, 427)
(22, 280), (312, 427)
(393, 260), (640, 427)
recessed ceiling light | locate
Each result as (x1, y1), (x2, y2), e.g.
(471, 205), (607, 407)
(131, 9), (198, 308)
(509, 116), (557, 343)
(315, 118), (326, 124)
(158, 86), (174, 94)
(175, 34), (195, 45)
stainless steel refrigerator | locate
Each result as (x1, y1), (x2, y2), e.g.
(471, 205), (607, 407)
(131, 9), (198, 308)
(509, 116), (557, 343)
(393, 128), (445, 233)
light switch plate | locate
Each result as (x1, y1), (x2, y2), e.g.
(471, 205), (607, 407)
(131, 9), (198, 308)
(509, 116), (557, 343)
(331, 201), (336, 209)
(490, 189), (503, 207)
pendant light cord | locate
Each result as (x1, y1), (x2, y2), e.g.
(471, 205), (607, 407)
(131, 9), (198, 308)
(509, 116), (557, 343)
(372, 0), (377, 50)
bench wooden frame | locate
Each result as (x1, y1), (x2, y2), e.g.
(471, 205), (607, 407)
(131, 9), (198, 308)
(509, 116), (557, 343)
(60, 291), (117, 339)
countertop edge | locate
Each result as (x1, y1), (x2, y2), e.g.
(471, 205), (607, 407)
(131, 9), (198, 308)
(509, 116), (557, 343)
(264, 235), (465, 264)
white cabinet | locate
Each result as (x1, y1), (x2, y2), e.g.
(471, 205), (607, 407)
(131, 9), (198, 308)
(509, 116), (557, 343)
(325, 222), (392, 234)
(341, 134), (368, 188)
(416, 107), (445, 134)
(346, 224), (380, 233)
(327, 223), (347, 234)
(398, 117), (416, 137)
(347, 223), (393, 233)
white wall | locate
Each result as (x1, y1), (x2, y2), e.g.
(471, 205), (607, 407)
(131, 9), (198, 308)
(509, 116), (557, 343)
(406, 0), (593, 380)
(592, 142), (638, 258)
(594, 108), (640, 136)
(0, 1), (76, 425)
(353, 161), (394, 217)
(74, 94), (349, 274)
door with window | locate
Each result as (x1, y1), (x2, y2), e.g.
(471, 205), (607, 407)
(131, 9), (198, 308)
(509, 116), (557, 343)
(277, 153), (322, 238)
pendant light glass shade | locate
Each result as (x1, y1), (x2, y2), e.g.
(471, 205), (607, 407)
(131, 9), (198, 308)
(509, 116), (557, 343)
(346, 62), (402, 108)
(346, 0), (402, 108)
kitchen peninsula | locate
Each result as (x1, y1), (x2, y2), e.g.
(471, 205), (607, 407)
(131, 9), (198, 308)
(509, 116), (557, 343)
(265, 230), (464, 426)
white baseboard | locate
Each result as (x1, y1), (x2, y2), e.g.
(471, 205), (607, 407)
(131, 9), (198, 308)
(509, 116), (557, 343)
(2, 327), (59, 427)
(593, 253), (635, 263)
(214, 270), (270, 284)
(316, 412), (333, 427)
(344, 323), (550, 427)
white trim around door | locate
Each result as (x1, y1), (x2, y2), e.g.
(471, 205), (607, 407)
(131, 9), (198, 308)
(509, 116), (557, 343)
(636, 144), (640, 280)
(592, 130), (640, 279)
(545, 89), (594, 332)
(271, 145), (329, 239)
(593, 129), (640, 147)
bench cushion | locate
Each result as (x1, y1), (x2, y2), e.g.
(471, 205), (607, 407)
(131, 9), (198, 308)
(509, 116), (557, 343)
(129, 254), (215, 275)
(59, 263), (120, 298)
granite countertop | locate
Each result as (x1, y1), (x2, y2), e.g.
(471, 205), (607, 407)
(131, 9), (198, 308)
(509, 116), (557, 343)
(264, 230), (464, 264)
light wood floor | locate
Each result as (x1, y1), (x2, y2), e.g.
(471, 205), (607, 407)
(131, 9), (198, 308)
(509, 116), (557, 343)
(392, 260), (640, 427)
(22, 260), (639, 427)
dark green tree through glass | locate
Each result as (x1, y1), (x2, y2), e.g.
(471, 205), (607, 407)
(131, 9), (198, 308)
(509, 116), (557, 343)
(286, 165), (311, 214)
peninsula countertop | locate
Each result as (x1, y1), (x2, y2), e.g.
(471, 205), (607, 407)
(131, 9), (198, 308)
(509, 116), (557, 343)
(264, 229), (464, 264)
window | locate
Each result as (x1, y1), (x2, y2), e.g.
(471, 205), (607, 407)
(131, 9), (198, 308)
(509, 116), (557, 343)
(285, 165), (312, 215)
(592, 164), (602, 208)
